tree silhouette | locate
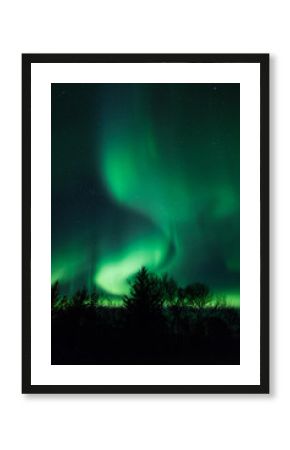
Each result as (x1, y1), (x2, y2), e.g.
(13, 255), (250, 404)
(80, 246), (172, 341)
(72, 286), (89, 309)
(51, 269), (240, 365)
(160, 273), (178, 305)
(51, 280), (60, 309)
(124, 267), (164, 331)
(89, 287), (100, 308)
(185, 282), (211, 309)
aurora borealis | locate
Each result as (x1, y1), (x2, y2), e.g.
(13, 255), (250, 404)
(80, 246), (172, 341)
(52, 83), (240, 305)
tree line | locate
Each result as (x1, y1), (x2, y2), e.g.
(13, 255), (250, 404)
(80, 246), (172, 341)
(52, 266), (225, 313)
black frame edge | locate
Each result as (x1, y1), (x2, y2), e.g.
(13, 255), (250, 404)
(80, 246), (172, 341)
(21, 53), (269, 64)
(260, 54), (270, 394)
(22, 54), (32, 393)
(24, 384), (268, 395)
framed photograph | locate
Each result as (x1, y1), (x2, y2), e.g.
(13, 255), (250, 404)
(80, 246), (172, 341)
(22, 53), (269, 394)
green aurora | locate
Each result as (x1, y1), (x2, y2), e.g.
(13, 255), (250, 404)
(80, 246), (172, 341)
(52, 83), (240, 305)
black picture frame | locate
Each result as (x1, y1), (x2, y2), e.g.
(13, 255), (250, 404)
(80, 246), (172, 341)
(22, 53), (269, 394)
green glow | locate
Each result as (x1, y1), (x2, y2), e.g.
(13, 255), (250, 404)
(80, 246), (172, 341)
(226, 292), (240, 307)
(95, 236), (168, 295)
(101, 131), (196, 226)
(214, 291), (240, 308)
(214, 186), (239, 219)
(52, 84), (240, 301)
(51, 249), (87, 284)
(98, 298), (123, 308)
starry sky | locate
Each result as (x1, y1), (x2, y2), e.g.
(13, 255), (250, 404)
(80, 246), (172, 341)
(52, 83), (240, 304)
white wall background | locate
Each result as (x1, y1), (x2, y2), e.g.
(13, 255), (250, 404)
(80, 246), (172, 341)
(0, 1), (286, 449)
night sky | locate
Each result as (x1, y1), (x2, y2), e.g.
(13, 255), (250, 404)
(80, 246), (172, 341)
(52, 83), (240, 304)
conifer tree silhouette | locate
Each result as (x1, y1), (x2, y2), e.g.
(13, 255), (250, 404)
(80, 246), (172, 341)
(185, 282), (211, 309)
(124, 267), (164, 330)
(51, 280), (60, 309)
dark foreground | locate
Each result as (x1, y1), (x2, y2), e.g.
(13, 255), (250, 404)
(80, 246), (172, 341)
(52, 307), (240, 365)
